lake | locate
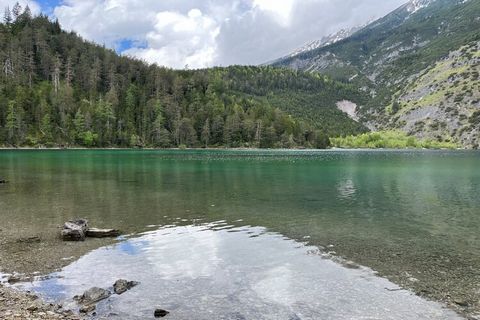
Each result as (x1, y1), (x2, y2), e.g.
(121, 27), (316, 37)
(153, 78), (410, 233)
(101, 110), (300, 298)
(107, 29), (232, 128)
(0, 149), (479, 319)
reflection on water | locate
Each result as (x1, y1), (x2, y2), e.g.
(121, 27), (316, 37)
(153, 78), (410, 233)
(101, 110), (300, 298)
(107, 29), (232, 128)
(336, 179), (356, 200)
(19, 223), (460, 320)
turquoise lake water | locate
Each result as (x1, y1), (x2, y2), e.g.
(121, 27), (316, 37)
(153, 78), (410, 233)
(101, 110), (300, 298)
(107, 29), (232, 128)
(0, 149), (479, 319)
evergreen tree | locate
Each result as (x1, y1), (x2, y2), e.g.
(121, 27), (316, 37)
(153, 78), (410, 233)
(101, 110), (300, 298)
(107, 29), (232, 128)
(12, 2), (21, 19)
(201, 118), (210, 147)
(40, 113), (53, 143)
(73, 109), (86, 144)
(3, 7), (12, 25)
(6, 101), (24, 145)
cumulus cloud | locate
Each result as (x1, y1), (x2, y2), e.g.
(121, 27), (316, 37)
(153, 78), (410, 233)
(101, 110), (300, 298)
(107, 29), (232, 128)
(123, 9), (220, 69)
(52, 0), (408, 69)
(0, 0), (41, 15)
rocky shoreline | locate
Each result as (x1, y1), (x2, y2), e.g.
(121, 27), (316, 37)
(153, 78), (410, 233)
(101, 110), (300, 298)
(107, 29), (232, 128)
(0, 219), (121, 320)
(0, 284), (82, 320)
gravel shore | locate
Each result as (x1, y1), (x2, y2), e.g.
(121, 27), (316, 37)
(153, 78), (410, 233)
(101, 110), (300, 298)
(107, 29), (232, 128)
(0, 221), (117, 320)
(0, 284), (83, 320)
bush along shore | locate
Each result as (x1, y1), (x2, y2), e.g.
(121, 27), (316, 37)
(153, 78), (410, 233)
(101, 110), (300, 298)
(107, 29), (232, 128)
(331, 131), (459, 149)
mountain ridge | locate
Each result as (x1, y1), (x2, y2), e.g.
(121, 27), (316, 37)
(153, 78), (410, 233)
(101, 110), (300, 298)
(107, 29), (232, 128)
(272, 0), (480, 148)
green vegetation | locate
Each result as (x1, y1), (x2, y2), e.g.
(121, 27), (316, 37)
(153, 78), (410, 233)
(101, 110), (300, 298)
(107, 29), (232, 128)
(331, 131), (458, 149)
(0, 6), (368, 149)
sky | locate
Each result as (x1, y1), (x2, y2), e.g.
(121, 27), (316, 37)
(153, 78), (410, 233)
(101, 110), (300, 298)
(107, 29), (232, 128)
(1, 0), (408, 69)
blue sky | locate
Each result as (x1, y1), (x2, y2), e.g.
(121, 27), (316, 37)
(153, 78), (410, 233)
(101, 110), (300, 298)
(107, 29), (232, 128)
(3, 0), (408, 68)
(37, 0), (58, 15)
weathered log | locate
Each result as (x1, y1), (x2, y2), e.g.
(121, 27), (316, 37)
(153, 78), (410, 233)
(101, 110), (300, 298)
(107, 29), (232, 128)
(86, 228), (120, 238)
(61, 219), (88, 241)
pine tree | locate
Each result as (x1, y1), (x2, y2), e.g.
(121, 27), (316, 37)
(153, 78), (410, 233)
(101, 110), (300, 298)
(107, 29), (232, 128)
(178, 118), (197, 147)
(40, 113), (53, 144)
(12, 2), (22, 20)
(201, 118), (211, 147)
(22, 5), (32, 20)
(6, 101), (24, 145)
(73, 109), (86, 144)
(3, 7), (12, 25)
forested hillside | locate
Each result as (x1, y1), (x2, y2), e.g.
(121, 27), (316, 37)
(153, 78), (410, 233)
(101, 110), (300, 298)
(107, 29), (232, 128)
(0, 6), (367, 149)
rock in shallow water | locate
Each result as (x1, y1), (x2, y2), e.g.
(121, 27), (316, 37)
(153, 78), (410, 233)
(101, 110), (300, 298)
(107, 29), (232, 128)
(113, 279), (139, 295)
(154, 308), (169, 318)
(76, 287), (111, 305)
(453, 298), (469, 307)
(61, 219), (88, 241)
(79, 304), (96, 314)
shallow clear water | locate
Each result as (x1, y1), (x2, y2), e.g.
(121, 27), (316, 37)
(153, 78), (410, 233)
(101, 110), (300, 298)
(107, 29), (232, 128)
(1, 149), (479, 318)
(20, 223), (461, 319)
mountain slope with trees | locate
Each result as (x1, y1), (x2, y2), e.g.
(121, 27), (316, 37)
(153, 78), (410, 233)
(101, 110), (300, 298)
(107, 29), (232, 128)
(273, 0), (480, 148)
(0, 5), (368, 149)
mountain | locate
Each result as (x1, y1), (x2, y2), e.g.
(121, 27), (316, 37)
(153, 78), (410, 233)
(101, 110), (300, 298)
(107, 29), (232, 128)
(268, 23), (368, 65)
(0, 10), (368, 149)
(272, 0), (480, 148)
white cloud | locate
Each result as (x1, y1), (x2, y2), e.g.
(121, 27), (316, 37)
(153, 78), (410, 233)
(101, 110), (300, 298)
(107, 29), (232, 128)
(252, 0), (296, 25)
(0, 0), (41, 15)
(52, 0), (408, 69)
(123, 9), (220, 69)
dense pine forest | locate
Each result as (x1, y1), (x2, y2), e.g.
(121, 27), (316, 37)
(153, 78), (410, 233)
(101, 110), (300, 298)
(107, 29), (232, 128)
(0, 5), (368, 149)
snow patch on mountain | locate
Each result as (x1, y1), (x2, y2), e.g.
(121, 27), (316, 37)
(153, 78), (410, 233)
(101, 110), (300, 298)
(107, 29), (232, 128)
(406, 0), (435, 13)
(289, 28), (358, 57)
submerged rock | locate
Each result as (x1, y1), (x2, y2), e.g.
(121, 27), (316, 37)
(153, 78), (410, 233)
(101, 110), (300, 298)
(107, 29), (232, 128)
(453, 298), (469, 307)
(76, 287), (111, 305)
(154, 308), (169, 318)
(86, 228), (121, 238)
(61, 219), (88, 241)
(7, 274), (31, 284)
(79, 304), (96, 314)
(113, 279), (139, 295)
(17, 236), (41, 243)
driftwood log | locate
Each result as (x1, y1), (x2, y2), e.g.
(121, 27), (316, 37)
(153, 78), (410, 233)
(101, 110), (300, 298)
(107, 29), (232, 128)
(86, 228), (120, 238)
(61, 219), (120, 241)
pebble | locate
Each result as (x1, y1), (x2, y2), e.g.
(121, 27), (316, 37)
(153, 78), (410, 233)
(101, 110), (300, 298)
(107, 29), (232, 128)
(154, 308), (169, 318)
(453, 298), (469, 307)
